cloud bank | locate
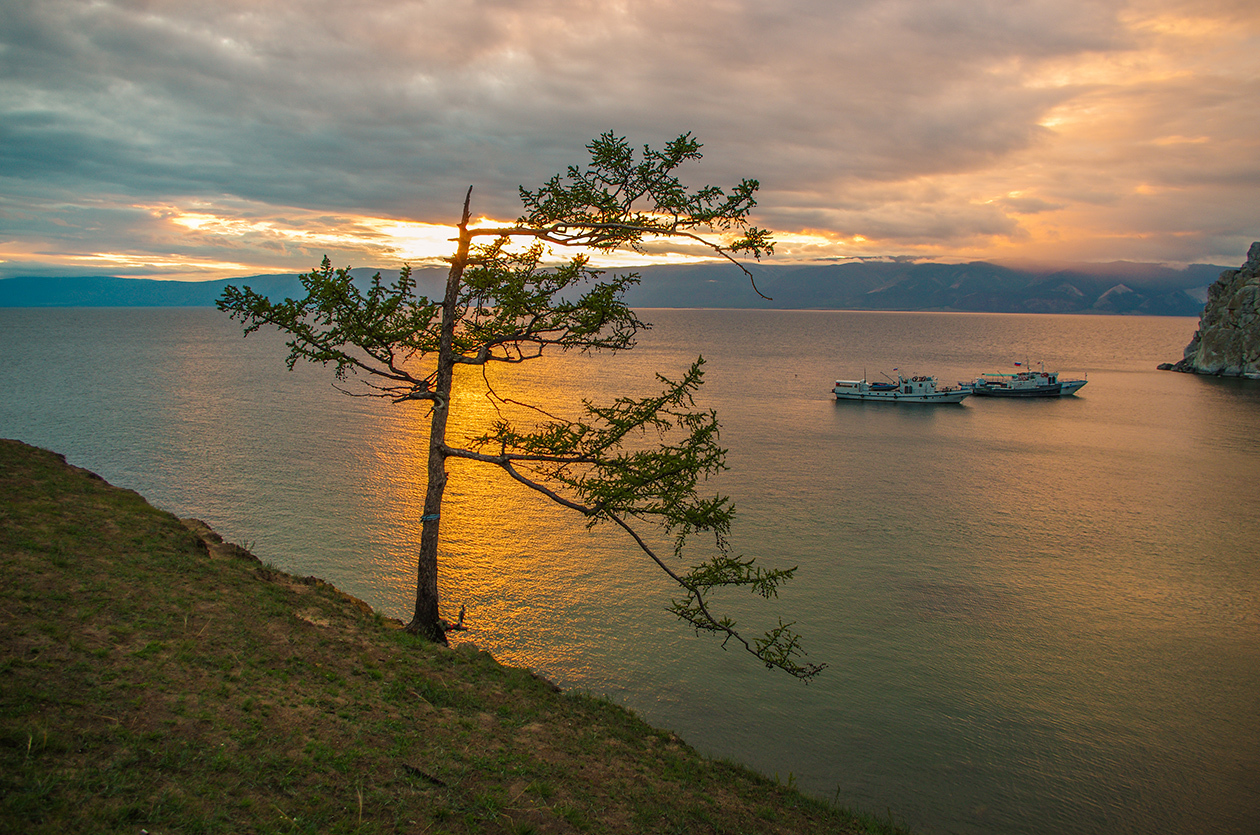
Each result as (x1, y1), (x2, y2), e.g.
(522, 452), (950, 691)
(2, 0), (1257, 279)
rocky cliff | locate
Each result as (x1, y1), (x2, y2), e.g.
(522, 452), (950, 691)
(1161, 242), (1260, 378)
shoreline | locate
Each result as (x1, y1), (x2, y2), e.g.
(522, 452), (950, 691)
(1, 438), (907, 834)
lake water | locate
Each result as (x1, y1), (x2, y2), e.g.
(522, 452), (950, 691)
(2, 306), (1257, 835)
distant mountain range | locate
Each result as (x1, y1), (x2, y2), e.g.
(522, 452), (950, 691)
(0, 260), (1227, 316)
(620, 260), (1221, 316)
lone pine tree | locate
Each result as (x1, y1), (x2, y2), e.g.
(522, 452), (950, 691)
(219, 133), (822, 679)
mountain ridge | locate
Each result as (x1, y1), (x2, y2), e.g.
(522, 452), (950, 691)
(0, 260), (1223, 315)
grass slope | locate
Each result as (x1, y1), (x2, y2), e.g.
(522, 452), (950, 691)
(0, 439), (906, 835)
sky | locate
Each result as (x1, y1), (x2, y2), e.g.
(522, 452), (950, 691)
(2, 0), (1258, 281)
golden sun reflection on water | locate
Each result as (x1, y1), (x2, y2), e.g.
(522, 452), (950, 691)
(359, 355), (685, 678)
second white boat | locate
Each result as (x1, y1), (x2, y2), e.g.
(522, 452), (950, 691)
(970, 363), (1087, 397)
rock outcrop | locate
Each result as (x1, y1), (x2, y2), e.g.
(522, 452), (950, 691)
(1160, 242), (1260, 378)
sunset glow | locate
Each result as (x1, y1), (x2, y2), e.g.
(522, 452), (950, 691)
(2, 0), (1256, 281)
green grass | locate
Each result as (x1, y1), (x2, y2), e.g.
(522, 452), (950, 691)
(0, 438), (912, 834)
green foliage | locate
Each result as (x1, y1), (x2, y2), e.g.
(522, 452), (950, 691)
(460, 240), (645, 364)
(219, 259), (442, 399)
(466, 359), (729, 542)
(517, 132), (775, 260)
(217, 133), (822, 680)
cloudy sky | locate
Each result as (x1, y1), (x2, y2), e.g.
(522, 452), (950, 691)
(2, 0), (1257, 280)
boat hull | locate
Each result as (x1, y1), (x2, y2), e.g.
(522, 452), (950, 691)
(971, 379), (1087, 397)
(833, 389), (970, 403)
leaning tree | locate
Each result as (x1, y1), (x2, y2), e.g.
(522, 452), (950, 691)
(219, 133), (823, 680)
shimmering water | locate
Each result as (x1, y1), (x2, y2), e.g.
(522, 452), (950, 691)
(3, 306), (1258, 835)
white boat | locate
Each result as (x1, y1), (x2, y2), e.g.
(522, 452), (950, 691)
(832, 374), (972, 404)
(971, 364), (1087, 398)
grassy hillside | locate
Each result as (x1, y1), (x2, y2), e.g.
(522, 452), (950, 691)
(0, 439), (906, 834)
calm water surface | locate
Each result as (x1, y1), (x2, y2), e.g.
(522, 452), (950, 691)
(2, 307), (1257, 835)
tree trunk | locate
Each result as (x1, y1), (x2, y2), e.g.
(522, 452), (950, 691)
(406, 188), (473, 642)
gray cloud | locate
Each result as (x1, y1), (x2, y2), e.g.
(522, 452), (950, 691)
(2, 0), (1257, 277)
